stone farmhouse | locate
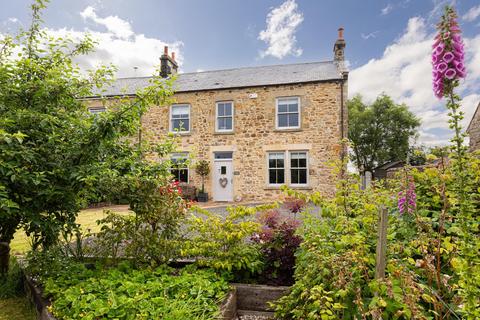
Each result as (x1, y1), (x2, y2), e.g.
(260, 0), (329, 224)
(84, 29), (348, 202)
(467, 102), (480, 152)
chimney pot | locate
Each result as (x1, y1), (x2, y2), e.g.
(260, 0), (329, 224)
(164, 46), (169, 55)
(171, 52), (176, 61)
(338, 27), (344, 39)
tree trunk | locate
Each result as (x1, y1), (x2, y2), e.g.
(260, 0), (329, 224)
(0, 241), (10, 276)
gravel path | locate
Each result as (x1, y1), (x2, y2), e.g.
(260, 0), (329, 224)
(204, 202), (321, 220)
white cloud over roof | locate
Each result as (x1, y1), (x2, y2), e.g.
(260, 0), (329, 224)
(40, 6), (184, 78)
(258, 0), (304, 59)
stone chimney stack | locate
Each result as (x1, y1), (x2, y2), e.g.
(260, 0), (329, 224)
(333, 27), (346, 62)
(160, 46), (178, 78)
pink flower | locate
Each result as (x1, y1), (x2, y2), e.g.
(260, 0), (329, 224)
(442, 52), (455, 63)
(445, 68), (457, 79)
(398, 180), (417, 215)
(431, 6), (466, 98)
(433, 43), (445, 56)
(436, 62), (448, 73)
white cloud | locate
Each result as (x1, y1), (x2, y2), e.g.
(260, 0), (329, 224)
(361, 31), (380, 40)
(7, 17), (18, 23)
(381, 4), (394, 15)
(25, 6), (184, 78)
(45, 27), (183, 78)
(258, 0), (304, 59)
(349, 16), (480, 146)
(462, 5), (480, 22)
(80, 6), (133, 39)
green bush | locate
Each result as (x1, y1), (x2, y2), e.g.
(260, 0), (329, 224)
(182, 204), (275, 273)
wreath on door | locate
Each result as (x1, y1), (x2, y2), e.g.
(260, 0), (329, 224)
(219, 177), (228, 188)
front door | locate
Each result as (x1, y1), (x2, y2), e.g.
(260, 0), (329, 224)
(213, 158), (233, 201)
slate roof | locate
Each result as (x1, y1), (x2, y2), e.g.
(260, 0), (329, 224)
(89, 61), (343, 97)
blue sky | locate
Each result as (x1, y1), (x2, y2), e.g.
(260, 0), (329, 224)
(1, 0), (480, 145)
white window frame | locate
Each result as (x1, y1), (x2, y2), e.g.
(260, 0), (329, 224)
(215, 101), (234, 132)
(267, 152), (286, 187)
(275, 97), (301, 130)
(289, 151), (309, 187)
(170, 104), (191, 133)
(170, 152), (189, 183)
(88, 106), (106, 114)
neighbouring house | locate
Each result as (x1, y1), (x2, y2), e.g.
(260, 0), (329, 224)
(467, 102), (480, 152)
(84, 28), (349, 202)
(372, 161), (405, 180)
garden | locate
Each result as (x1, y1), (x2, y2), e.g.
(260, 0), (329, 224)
(1, 1), (479, 320)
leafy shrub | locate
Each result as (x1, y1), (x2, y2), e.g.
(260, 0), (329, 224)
(93, 179), (190, 267)
(274, 150), (480, 319)
(0, 256), (24, 298)
(25, 246), (86, 284)
(195, 160), (210, 193)
(42, 263), (230, 320)
(252, 210), (302, 285)
(283, 197), (306, 215)
(182, 204), (275, 273)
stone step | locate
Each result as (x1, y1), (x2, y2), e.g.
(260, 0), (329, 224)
(236, 309), (275, 320)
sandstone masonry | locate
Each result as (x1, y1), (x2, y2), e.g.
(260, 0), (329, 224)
(85, 29), (349, 202)
(468, 102), (480, 152)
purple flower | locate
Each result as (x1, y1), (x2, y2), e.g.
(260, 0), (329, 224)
(398, 180), (417, 215)
(436, 62), (448, 73)
(445, 68), (457, 79)
(433, 43), (445, 56)
(443, 52), (455, 63)
(431, 6), (466, 98)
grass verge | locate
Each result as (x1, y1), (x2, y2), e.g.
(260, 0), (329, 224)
(10, 205), (131, 254)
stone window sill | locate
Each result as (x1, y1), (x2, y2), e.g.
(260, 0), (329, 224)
(263, 185), (312, 190)
(170, 132), (191, 137)
(273, 128), (303, 133)
(213, 131), (235, 135)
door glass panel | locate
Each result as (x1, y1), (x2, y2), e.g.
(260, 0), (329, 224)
(214, 152), (233, 159)
(221, 166), (226, 175)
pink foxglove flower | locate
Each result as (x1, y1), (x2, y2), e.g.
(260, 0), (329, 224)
(432, 6), (466, 98)
(398, 180), (417, 215)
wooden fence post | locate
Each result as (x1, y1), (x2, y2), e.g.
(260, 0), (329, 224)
(375, 206), (388, 280)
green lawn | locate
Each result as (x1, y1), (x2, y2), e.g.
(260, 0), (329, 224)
(0, 297), (36, 320)
(10, 205), (131, 254)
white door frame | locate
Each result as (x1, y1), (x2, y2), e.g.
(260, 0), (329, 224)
(212, 152), (234, 201)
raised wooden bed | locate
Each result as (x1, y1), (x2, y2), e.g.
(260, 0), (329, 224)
(23, 275), (55, 320)
(233, 283), (290, 314)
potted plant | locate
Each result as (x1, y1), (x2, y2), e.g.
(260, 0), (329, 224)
(195, 160), (210, 202)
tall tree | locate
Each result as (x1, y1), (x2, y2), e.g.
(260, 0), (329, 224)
(348, 94), (420, 173)
(0, 0), (174, 259)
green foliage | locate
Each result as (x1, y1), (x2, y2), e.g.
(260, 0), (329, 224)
(25, 246), (82, 284)
(0, 0), (175, 253)
(195, 160), (210, 193)
(182, 205), (274, 273)
(93, 178), (190, 267)
(348, 94), (420, 172)
(0, 257), (23, 298)
(412, 151), (480, 318)
(275, 152), (480, 319)
(38, 261), (230, 320)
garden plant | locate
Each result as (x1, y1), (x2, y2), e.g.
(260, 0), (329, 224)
(274, 6), (479, 319)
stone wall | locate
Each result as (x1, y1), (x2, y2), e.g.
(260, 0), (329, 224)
(86, 80), (346, 202)
(468, 104), (480, 152)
